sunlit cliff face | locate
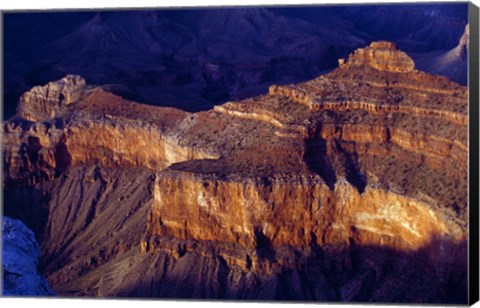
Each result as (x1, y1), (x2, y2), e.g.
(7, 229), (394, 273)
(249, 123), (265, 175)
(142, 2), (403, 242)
(144, 173), (461, 255)
(2, 41), (468, 301)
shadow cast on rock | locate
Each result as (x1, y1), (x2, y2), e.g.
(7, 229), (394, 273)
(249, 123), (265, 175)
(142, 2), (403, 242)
(96, 236), (467, 304)
(304, 130), (337, 190)
(3, 184), (51, 243)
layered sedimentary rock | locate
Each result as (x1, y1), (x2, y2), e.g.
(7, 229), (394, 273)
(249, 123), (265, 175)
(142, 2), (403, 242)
(3, 87), (219, 185)
(338, 41), (415, 73)
(2, 41), (468, 302)
(16, 75), (86, 122)
(145, 173), (461, 254)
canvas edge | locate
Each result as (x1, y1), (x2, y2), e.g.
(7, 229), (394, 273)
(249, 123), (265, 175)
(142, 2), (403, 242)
(469, 1), (480, 306)
(0, 2), (476, 305)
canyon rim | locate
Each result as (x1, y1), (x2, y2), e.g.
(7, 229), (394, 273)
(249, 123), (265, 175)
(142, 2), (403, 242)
(1, 3), (475, 304)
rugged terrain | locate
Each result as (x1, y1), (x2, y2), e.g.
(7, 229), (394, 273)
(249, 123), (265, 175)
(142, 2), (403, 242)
(413, 24), (469, 86)
(2, 42), (468, 302)
(3, 4), (468, 118)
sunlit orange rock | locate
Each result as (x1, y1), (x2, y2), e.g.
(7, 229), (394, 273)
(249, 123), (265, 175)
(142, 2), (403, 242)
(339, 41), (415, 73)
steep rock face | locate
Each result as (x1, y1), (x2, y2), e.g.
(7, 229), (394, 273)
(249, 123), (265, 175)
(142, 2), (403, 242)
(16, 75), (86, 122)
(144, 172), (459, 255)
(2, 121), (63, 185)
(2, 41), (468, 302)
(2, 217), (55, 296)
(63, 120), (218, 170)
(320, 124), (466, 165)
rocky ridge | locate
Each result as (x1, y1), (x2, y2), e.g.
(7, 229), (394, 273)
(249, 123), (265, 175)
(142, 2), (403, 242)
(2, 41), (468, 302)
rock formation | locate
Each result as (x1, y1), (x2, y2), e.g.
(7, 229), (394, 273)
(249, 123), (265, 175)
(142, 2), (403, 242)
(338, 41), (415, 73)
(2, 41), (468, 303)
(16, 75), (86, 122)
(2, 217), (55, 296)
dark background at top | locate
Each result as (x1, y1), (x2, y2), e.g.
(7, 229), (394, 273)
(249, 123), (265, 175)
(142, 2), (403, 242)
(2, 3), (469, 118)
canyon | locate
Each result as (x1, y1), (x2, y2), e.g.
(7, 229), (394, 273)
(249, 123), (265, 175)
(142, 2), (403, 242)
(3, 5), (468, 119)
(2, 41), (468, 302)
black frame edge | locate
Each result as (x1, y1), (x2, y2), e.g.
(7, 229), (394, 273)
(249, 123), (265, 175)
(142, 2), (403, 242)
(0, 10), (5, 297)
(469, 1), (480, 306)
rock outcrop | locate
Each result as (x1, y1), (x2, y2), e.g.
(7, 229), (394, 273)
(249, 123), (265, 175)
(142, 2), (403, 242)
(338, 41), (415, 73)
(2, 41), (468, 303)
(3, 86), (219, 186)
(2, 217), (55, 296)
(16, 75), (86, 122)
